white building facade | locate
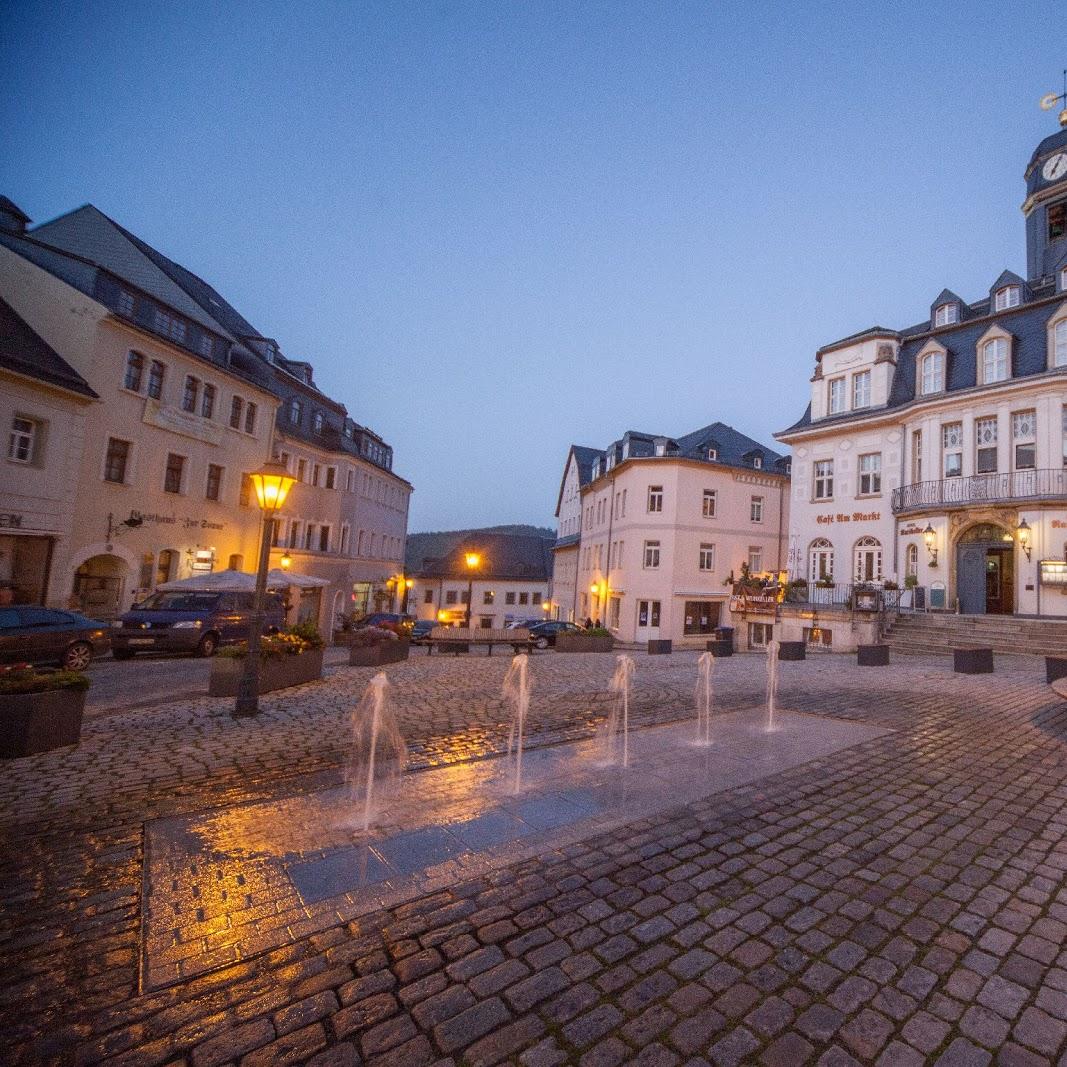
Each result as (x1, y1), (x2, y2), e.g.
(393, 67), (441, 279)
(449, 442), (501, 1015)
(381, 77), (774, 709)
(776, 122), (1067, 636)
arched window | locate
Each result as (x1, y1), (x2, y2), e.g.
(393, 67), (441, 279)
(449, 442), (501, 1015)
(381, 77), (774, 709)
(854, 537), (883, 583)
(981, 338), (1009, 384)
(920, 352), (944, 395)
(1053, 318), (1067, 367)
(905, 543), (918, 579)
(809, 538), (834, 583)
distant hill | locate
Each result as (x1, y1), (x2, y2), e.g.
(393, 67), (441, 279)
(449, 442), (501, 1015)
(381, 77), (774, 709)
(406, 525), (554, 573)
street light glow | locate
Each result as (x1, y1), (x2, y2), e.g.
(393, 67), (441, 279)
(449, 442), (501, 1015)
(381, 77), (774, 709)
(250, 460), (296, 512)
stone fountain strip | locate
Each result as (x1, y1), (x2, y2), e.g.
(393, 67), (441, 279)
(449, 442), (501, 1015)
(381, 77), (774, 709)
(141, 708), (890, 992)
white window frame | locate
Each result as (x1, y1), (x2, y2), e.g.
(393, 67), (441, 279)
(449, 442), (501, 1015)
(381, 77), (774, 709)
(748, 546), (763, 573)
(647, 485), (663, 513)
(994, 285), (1020, 311)
(942, 422), (963, 478)
(1050, 312), (1067, 368)
(975, 417), (998, 474)
(853, 536), (883, 583)
(702, 489), (717, 518)
(813, 460), (833, 500)
(981, 337), (1009, 384)
(828, 377), (846, 414)
(934, 303), (958, 327)
(920, 351), (944, 396)
(8, 415), (38, 464)
(643, 540), (660, 569)
(1012, 410), (1037, 472)
(852, 370), (871, 409)
(857, 453), (881, 496)
(699, 543), (715, 571)
(750, 495), (764, 523)
(809, 538), (833, 583)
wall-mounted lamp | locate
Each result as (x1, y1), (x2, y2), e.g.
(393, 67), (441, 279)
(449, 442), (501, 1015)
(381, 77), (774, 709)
(923, 524), (938, 567)
(1017, 519), (1032, 562)
(279, 550), (292, 570)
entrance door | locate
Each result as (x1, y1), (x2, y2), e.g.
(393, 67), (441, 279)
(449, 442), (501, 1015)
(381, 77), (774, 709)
(957, 545), (986, 614)
(985, 548), (1014, 615)
(636, 599), (661, 641)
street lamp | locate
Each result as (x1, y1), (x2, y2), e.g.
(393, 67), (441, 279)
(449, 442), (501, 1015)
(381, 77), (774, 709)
(234, 460), (295, 718)
(1017, 519), (1032, 562)
(401, 577), (413, 614)
(923, 524), (938, 567)
(280, 550), (292, 570)
(464, 552), (480, 627)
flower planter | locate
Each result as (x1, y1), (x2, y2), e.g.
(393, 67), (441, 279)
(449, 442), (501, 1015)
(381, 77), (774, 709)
(706, 640), (733, 658)
(954, 648), (993, 675)
(1, 688), (86, 758)
(1046, 657), (1067, 684)
(647, 639), (673, 655)
(857, 644), (890, 667)
(208, 648), (324, 697)
(349, 639), (411, 667)
(778, 641), (806, 661)
(555, 634), (615, 653)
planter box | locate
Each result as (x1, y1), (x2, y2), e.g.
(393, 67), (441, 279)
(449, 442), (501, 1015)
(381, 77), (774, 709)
(209, 648), (324, 697)
(778, 641), (806, 661)
(706, 640), (733, 657)
(954, 648), (993, 675)
(349, 639), (411, 667)
(857, 644), (890, 667)
(1046, 657), (1067, 684)
(555, 634), (615, 653)
(0, 688), (86, 758)
(647, 639), (673, 655)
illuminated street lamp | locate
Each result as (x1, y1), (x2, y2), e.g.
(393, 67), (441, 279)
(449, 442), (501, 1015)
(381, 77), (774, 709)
(923, 524), (938, 567)
(234, 460), (296, 717)
(279, 550), (292, 570)
(1017, 519), (1032, 562)
(464, 552), (481, 627)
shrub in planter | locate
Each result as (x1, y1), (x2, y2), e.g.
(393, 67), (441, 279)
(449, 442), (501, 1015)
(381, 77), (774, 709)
(556, 630), (615, 653)
(0, 664), (89, 758)
(209, 626), (325, 696)
(347, 625), (411, 666)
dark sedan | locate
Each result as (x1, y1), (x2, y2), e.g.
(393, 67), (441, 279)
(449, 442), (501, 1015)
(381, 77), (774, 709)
(525, 620), (584, 649)
(410, 619), (436, 644)
(0, 605), (111, 671)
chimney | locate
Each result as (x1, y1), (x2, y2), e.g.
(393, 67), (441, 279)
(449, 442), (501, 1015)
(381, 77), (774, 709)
(0, 197), (31, 235)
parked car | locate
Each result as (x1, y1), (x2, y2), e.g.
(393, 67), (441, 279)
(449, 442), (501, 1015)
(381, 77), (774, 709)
(0, 606), (110, 670)
(505, 617), (542, 630)
(349, 612), (415, 630)
(410, 619), (436, 644)
(525, 620), (584, 649)
(110, 591), (286, 658)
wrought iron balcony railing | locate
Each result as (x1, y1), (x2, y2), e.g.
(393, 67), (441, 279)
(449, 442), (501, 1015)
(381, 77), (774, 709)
(891, 469), (1067, 515)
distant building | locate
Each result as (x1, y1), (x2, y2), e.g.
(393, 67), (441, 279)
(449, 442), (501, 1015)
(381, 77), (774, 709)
(411, 531), (553, 628)
(552, 424), (790, 647)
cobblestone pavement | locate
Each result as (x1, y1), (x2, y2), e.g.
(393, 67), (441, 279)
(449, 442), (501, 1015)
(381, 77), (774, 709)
(2, 650), (1067, 1065)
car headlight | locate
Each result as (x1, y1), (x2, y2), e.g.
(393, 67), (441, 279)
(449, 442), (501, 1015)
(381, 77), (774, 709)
(172, 620), (203, 629)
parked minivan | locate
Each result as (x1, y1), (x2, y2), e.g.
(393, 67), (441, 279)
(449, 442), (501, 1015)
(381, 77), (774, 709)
(110, 591), (286, 658)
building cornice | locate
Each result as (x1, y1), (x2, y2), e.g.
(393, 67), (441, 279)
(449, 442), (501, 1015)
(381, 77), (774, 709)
(0, 364), (99, 403)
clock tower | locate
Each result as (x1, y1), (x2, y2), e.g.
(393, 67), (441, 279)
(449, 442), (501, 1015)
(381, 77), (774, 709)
(1023, 122), (1067, 282)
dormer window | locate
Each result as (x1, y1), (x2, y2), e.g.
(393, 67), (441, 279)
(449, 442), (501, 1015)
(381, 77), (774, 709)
(622, 441), (630, 459)
(654, 442), (666, 457)
(707, 448), (717, 461)
(592, 459), (601, 479)
(994, 286), (1020, 311)
(606, 453), (615, 470)
(852, 370), (871, 409)
(920, 351), (944, 395)
(752, 456), (763, 469)
(289, 399), (302, 424)
(1061, 267), (1067, 292)
(934, 303), (958, 327)
(828, 377), (846, 414)
(981, 337), (1010, 384)
(313, 411), (325, 433)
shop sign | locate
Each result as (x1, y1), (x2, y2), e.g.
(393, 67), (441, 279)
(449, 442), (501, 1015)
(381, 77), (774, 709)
(1052, 520), (1067, 529)
(142, 399), (224, 446)
(0, 513), (24, 528)
(133, 510), (225, 531)
(816, 510), (881, 526)
(729, 594), (777, 615)
(899, 523), (925, 536)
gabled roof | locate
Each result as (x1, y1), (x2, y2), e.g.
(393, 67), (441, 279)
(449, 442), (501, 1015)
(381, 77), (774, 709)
(554, 444), (601, 515)
(990, 269), (1026, 293)
(932, 288), (964, 308)
(0, 296), (97, 398)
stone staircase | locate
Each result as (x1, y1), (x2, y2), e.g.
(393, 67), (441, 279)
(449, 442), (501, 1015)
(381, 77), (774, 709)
(883, 613), (1067, 657)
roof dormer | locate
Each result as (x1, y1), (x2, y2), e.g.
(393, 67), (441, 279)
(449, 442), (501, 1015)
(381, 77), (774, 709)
(930, 289), (964, 328)
(989, 270), (1028, 312)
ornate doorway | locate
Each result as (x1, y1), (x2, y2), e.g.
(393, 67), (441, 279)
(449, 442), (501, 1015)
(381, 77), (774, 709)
(955, 523), (1014, 615)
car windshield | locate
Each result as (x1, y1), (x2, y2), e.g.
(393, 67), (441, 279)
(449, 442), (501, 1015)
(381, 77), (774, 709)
(135, 592), (220, 612)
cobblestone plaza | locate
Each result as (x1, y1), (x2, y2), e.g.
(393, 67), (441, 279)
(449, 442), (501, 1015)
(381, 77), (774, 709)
(3, 649), (1067, 1066)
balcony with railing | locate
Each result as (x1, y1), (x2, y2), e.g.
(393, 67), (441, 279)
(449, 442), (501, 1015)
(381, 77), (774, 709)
(891, 469), (1067, 516)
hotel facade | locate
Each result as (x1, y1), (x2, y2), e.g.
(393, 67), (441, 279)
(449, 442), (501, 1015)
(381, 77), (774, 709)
(776, 122), (1067, 638)
(552, 424), (790, 648)
(0, 197), (411, 629)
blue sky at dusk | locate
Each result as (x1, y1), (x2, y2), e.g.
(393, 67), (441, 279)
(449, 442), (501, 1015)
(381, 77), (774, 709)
(1, 1), (1061, 530)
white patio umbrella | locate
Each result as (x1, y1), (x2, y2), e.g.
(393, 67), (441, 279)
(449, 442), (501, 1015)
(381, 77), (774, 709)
(158, 568), (328, 591)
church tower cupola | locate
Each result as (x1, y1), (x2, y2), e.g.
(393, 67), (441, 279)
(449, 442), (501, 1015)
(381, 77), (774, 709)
(1024, 81), (1067, 282)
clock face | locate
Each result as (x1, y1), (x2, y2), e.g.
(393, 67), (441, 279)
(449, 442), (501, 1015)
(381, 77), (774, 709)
(1043, 152), (1067, 182)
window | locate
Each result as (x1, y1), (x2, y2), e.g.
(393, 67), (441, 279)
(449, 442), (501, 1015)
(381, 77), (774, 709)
(975, 417), (998, 474)
(182, 376), (199, 413)
(519, 592), (529, 605)
(750, 495), (764, 522)
(154, 308), (186, 343)
(147, 360), (165, 400)
(809, 538), (833, 582)
(942, 423), (963, 478)
(906, 543), (919, 579)
(994, 286), (1020, 311)
(702, 489), (717, 518)
(707, 448), (717, 460)
(289, 398), (302, 424)
(532, 592), (542, 605)
(124, 351), (144, 391)
(319, 526), (330, 552)
(934, 303), (958, 326)
(828, 377), (846, 414)
(201, 384), (216, 419)
(312, 464), (321, 487)
(117, 290), (135, 317)
(748, 546), (763, 572)
(8, 417), (37, 463)
(297, 458), (307, 482)
(239, 473), (253, 507)
(749, 622), (774, 648)
(304, 525), (316, 550)
(647, 485), (663, 512)
(1013, 410), (1036, 470)
(446, 590), (458, 605)
(920, 351), (944, 395)
(753, 456), (763, 469)
(155, 549), (176, 586)
(1063, 406), (1067, 467)
(205, 464), (223, 500)
(637, 600), (661, 627)
(857, 453), (881, 495)
(852, 370), (871, 409)
(229, 396), (243, 429)
(325, 467), (336, 490)
(424, 589), (434, 605)
(911, 429), (922, 483)
(313, 411), (324, 433)
(244, 402), (257, 434)
(981, 337), (1009, 384)
(1054, 319), (1067, 367)
(483, 591), (494, 605)
(854, 537), (883, 582)
(621, 489), (627, 516)
(104, 438), (130, 483)
(163, 453), (185, 494)
(643, 540), (661, 568)
(813, 460), (833, 500)
(1052, 203), (1067, 241)
(198, 333), (214, 358)
(699, 544), (715, 571)
(504, 592), (515, 605)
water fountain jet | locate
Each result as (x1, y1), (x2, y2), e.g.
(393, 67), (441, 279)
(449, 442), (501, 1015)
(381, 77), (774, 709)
(695, 651), (715, 746)
(345, 672), (407, 832)
(503, 653), (531, 793)
(600, 654), (636, 767)
(765, 638), (781, 733)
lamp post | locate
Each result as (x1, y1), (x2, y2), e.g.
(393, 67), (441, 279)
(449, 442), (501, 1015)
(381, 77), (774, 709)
(464, 552), (480, 627)
(234, 460), (296, 718)
(401, 578), (413, 614)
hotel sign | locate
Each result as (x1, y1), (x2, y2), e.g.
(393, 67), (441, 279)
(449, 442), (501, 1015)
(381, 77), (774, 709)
(816, 510), (881, 526)
(133, 510), (226, 532)
(729, 593), (777, 616)
(142, 399), (224, 446)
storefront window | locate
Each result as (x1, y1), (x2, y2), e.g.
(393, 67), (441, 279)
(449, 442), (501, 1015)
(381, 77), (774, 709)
(683, 600), (720, 636)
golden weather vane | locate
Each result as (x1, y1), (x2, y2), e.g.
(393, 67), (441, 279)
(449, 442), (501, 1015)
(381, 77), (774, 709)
(1039, 69), (1067, 128)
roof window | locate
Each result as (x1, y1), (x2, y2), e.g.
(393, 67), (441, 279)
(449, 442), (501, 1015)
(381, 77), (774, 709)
(934, 303), (958, 327)
(994, 285), (1020, 311)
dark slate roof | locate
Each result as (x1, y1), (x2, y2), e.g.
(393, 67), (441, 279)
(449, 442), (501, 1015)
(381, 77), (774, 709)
(673, 421), (788, 468)
(571, 446), (602, 485)
(0, 196), (30, 225)
(0, 296), (97, 398)
(414, 532), (553, 581)
(1027, 127), (1067, 173)
(816, 326), (900, 357)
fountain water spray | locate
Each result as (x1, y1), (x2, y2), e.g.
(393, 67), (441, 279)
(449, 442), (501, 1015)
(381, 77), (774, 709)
(345, 672), (407, 832)
(695, 650), (715, 746)
(503, 653), (531, 793)
(600, 654), (636, 767)
(765, 638), (781, 733)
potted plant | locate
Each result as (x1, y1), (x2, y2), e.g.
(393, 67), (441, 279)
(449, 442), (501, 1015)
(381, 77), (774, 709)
(785, 578), (809, 603)
(555, 626), (615, 653)
(0, 663), (90, 758)
(208, 624), (325, 697)
(347, 623), (411, 666)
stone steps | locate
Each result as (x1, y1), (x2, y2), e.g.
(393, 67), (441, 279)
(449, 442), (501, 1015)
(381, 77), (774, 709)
(884, 613), (1067, 656)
